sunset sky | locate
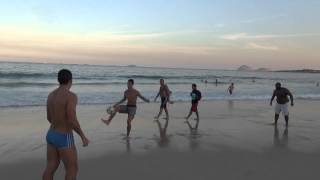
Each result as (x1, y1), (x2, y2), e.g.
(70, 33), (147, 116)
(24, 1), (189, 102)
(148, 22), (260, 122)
(0, 0), (319, 69)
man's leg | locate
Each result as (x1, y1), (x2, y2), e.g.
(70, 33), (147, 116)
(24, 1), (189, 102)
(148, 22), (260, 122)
(127, 116), (134, 137)
(195, 111), (199, 120)
(59, 146), (78, 180)
(284, 115), (289, 127)
(274, 114), (280, 125)
(185, 109), (193, 120)
(42, 144), (60, 180)
(164, 107), (169, 120)
(155, 108), (163, 119)
(102, 106), (120, 125)
(195, 110), (200, 128)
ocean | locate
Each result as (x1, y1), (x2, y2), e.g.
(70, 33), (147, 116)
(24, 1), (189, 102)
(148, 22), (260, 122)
(0, 62), (319, 107)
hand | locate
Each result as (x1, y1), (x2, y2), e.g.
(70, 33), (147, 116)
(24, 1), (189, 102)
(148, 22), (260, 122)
(82, 136), (90, 147)
(291, 102), (294, 106)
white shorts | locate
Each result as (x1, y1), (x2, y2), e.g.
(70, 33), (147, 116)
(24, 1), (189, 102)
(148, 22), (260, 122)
(275, 103), (289, 116)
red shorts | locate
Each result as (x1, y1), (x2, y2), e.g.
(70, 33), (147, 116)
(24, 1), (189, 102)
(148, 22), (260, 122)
(191, 103), (198, 112)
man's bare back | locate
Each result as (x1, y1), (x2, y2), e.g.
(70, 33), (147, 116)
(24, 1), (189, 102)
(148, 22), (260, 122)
(47, 87), (76, 132)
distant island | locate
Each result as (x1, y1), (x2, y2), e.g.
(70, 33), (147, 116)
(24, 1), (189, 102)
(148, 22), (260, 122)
(276, 69), (320, 73)
(237, 65), (320, 74)
(237, 65), (271, 72)
(127, 65), (137, 67)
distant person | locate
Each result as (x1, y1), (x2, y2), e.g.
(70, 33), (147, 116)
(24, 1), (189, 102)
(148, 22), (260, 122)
(185, 84), (202, 121)
(101, 79), (150, 137)
(252, 77), (256, 83)
(43, 69), (89, 180)
(317, 82), (319, 87)
(154, 79), (172, 120)
(204, 80), (208, 84)
(227, 82), (234, 95)
(270, 82), (294, 127)
(215, 78), (218, 86)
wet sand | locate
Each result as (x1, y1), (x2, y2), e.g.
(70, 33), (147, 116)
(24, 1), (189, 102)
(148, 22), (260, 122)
(0, 100), (320, 179)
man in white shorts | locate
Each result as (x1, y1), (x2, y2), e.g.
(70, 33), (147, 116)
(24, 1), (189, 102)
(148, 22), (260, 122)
(270, 82), (294, 127)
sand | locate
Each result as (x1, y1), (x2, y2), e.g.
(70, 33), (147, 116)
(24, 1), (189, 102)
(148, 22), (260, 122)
(0, 100), (320, 179)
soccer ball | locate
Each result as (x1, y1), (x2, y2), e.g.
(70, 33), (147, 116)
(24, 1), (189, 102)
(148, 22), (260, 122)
(106, 106), (115, 115)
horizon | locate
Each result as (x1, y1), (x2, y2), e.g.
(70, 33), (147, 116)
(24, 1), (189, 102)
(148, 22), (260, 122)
(0, 0), (319, 69)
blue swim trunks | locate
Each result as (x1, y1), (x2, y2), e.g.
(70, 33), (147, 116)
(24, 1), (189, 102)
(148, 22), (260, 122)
(46, 129), (74, 149)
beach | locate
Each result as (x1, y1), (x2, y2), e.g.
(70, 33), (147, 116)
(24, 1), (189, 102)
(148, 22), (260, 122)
(1, 100), (320, 179)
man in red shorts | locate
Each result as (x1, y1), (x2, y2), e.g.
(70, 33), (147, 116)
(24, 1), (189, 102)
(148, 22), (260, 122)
(185, 84), (202, 121)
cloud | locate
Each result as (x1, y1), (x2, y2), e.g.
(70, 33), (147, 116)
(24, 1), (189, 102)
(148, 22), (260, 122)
(214, 24), (225, 28)
(221, 33), (320, 40)
(239, 14), (287, 24)
(246, 42), (279, 51)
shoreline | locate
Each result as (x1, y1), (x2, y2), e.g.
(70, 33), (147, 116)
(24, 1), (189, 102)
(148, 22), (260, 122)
(1, 98), (320, 109)
(0, 100), (320, 179)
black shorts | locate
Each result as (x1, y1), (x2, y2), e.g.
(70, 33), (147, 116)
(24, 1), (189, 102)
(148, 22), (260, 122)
(160, 97), (168, 108)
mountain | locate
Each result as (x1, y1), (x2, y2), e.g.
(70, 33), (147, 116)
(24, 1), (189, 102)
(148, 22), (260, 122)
(237, 65), (252, 71)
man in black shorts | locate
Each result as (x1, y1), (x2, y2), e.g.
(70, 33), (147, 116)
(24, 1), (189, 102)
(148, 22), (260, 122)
(102, 79), (150, 137)
(154, 79), (172, 120)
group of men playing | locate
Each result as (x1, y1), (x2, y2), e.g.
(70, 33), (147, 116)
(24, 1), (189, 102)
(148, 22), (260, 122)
(43, 69), (294, 180)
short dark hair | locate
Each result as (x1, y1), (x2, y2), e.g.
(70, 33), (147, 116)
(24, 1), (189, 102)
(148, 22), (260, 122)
(128, 79), (134, 85)
(275, 82), (281, 87)
(192, 83), (197, 87)
(58, 69), (72, 85)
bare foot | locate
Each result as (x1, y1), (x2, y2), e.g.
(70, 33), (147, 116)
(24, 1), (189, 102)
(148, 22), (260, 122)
(101, 118), (111, 125)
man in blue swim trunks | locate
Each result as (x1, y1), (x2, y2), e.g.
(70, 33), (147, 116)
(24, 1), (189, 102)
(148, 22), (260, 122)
(43, 69), (89, 180)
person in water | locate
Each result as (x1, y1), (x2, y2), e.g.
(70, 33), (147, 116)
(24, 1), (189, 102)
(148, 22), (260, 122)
(43, 69), (89, 180)
(270, 82), (294, 127)
(154, 79), (172, 120)
(101, 79), (150, 137)
(227, 82), (234, 95)
(185, 84), (202, 121)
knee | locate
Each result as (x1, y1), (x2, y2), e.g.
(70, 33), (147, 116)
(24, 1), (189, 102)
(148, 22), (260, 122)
(65, 165), (78, 179)
(127, 120), (132, 126)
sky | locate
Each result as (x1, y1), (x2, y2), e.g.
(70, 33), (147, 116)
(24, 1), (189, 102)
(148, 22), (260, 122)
(0, 0), (319, 69)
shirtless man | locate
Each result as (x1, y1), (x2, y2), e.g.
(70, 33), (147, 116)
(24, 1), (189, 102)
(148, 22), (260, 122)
(43, 69), (89, 180)
(227, 82), (234, 95)
(154, 79), (172, 120)
(101, 79), (150, 137)
(270, 82), (294, 127)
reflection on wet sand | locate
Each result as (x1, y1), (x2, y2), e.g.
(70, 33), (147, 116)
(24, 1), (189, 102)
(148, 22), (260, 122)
(125, 137), (131, 153)
(185, 120), (200, 150)
(154, 119), (170, 148)
(273, 125), (289, 149)
(227, 100), (234, 112)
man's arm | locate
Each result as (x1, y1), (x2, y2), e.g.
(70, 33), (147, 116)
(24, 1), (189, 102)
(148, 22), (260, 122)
(270, 90), (276, 106)
(287, 89), (294, 106)
(46, 99), (52, 123)
(67, 93), (89, 146)
(138, 92), (150, 103)
(164, 85), (172, 100)
(154, 90), (160, 102)
(114, 93), (126, 107)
